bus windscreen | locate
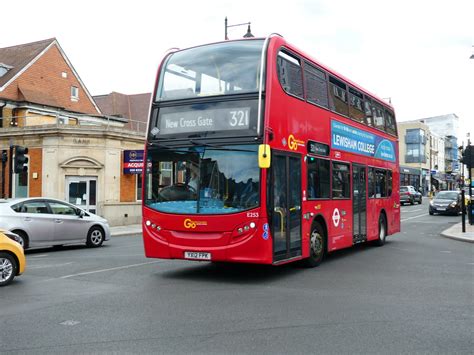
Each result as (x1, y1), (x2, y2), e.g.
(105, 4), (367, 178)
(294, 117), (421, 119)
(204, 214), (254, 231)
(145, 144), (260, 215)
(156, 40), (264, 101)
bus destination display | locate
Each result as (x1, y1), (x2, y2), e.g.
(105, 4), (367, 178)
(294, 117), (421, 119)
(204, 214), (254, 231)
(158, 107), (251, 135)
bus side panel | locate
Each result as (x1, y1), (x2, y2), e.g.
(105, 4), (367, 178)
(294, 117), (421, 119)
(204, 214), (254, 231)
(303, 201), (353, 253)
(366, 198), (397, 241)
(325, 200), (354, 252)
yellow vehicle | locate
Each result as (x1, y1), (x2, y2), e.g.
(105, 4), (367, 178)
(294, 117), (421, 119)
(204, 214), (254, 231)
(0, 230), (26, 286)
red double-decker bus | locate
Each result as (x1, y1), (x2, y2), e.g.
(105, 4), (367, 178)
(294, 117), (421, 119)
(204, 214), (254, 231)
(142, 34), (400, 267)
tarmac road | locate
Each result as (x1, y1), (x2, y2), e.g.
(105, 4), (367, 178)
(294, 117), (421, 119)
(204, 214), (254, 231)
(1, 199), (472, 354)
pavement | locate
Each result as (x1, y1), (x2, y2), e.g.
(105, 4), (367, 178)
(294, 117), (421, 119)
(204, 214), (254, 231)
(110, 224), (142, 237)
(440, 220), (474, 243)
(110, 220), (474, 243)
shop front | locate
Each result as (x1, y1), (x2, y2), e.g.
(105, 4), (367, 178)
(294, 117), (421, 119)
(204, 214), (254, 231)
(400, 166), (421, 192)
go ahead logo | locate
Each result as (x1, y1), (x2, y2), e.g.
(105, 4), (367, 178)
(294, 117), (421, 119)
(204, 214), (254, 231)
(183, 218), (208, 229)
(287, 134), (305, 151)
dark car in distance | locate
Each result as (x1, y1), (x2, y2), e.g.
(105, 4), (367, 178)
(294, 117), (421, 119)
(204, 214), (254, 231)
(429, 191), (462, 215)
(400, 186), (422, 205)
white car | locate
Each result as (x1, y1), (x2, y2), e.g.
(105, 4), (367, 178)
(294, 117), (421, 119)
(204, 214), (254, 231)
(0, 198), (111, 249)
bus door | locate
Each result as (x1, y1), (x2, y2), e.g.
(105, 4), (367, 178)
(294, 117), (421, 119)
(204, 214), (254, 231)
(270, 152), (302, 262)
(352, 164), (367, 243)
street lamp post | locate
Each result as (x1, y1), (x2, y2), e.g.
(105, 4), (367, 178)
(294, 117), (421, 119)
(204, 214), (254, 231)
(225, 17), (254, 40)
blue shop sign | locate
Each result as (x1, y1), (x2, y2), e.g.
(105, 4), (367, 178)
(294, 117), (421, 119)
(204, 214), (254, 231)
(331, 120), (396, 162)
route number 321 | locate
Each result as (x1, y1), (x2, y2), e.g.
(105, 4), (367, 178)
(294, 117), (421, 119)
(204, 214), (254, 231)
(229, 110), (249, 127)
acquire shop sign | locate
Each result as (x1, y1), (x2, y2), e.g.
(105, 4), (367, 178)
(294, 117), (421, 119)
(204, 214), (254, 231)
(123, 150), (144, 174)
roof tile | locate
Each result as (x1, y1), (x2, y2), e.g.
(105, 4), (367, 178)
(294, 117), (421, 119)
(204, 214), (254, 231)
(0, 38), (55, 88)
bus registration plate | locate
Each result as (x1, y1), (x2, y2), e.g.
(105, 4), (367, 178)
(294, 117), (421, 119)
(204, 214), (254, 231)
(184, 251), (211, 260)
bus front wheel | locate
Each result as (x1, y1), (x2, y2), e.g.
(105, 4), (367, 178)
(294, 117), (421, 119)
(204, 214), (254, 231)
(303, 222), (325, 268)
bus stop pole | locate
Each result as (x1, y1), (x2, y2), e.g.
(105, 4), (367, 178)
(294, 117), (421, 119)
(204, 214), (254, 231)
(461, 190), (466, 232)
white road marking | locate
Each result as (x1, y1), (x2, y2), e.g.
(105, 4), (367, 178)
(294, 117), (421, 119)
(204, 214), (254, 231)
(59, 261), (162, 279)
(440, 251), (452, 254)
(28, 262), (74, 269)
(29, 254), (49, 258)
(402, 208), (422, 213)
(401, 214), (427, 222)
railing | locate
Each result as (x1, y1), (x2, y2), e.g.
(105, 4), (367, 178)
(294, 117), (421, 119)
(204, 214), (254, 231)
(0, 114), (147, 134)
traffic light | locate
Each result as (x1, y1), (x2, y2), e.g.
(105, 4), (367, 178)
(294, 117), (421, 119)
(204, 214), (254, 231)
(462, 145), (474, 168)
(13, 146), (28, 173)
(1, 150), (7, 164)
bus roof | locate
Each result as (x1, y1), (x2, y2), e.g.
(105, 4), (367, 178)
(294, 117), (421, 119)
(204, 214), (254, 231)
(161, 35), (394, 113)
(270, 35), (395, 112)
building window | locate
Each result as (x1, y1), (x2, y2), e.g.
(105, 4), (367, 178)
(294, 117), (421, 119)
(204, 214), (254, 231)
(71, 86), (79, 101)
(58, 116), (69, 125)
(405, 129), (426, 163)
(406, 128), (426, 144)
(0, 63), (13, 78)
(136, 173), (143, 201)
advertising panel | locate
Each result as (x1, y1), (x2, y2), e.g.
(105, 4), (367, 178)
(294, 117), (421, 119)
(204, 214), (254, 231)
(331, 120), (396, 162)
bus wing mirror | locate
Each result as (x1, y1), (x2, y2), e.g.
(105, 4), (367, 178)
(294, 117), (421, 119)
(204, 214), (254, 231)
(258, 144), (271, 168)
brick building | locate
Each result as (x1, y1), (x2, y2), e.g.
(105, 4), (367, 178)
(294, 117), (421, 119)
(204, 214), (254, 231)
(94, 91), (151, 133)
(0, 38), (146, 226)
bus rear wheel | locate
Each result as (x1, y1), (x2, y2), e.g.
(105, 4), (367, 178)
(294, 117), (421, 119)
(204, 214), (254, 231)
(303, 222), (325, 268)
(374, 214), (387, 247)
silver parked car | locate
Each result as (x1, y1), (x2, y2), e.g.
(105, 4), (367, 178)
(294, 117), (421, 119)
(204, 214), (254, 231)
(0, 198), (111, 249)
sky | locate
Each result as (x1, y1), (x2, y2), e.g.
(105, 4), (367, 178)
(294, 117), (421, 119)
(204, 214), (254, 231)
(2, 0), (473, 142)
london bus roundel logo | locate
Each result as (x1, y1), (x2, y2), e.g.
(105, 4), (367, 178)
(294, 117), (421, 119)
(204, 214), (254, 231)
(332, 208), (341, 227)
